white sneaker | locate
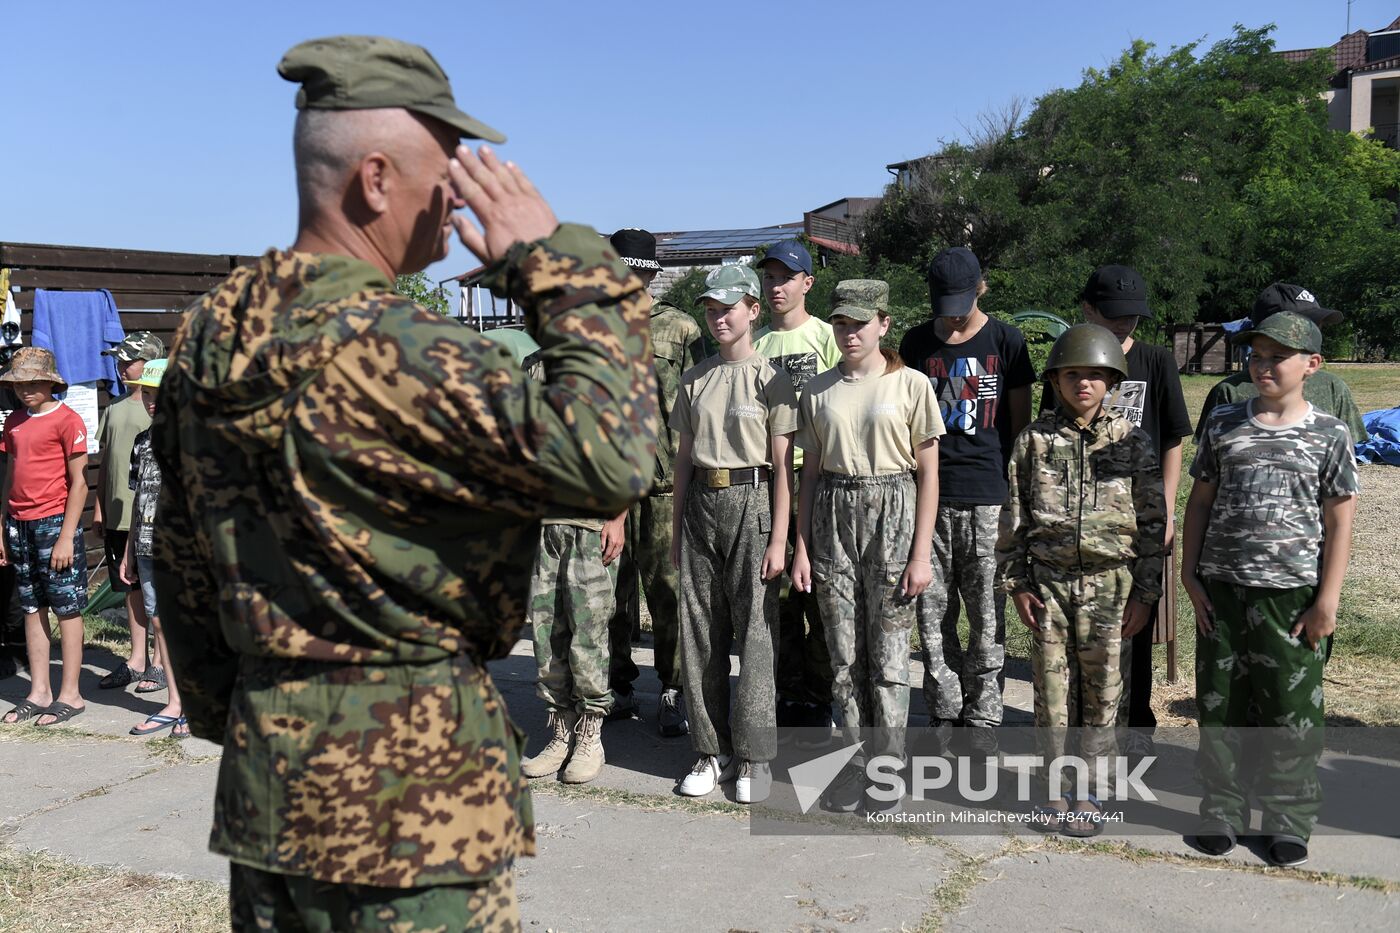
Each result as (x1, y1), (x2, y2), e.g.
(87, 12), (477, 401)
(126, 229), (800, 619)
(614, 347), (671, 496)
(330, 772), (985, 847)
(678, 754), (732, 797)
(735, 760), (771, 804)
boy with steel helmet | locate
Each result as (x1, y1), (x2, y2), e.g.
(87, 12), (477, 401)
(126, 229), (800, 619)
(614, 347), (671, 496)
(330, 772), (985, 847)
(996, 323), (1166, 835)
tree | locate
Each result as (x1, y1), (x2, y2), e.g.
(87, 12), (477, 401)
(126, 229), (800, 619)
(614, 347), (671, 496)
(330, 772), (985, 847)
(394, 271), (451, 316)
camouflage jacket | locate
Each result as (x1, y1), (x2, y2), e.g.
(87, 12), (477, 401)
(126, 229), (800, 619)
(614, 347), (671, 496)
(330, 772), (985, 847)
(648, 297), (704, 493)
(150, 224), (657, 888)
(997, 407), (1166, 604)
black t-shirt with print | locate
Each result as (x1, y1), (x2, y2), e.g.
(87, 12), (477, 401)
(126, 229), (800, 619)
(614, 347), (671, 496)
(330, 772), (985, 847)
(1040, 341), (1191, 459)
(899, 316), (1037, 504)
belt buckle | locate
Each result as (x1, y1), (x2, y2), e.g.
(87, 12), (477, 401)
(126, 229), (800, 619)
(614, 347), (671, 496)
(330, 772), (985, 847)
(707, 468), (731, 488)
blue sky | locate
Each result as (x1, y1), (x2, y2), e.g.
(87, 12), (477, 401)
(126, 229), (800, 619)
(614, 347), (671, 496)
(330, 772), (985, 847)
(6, 0), (1392, 287)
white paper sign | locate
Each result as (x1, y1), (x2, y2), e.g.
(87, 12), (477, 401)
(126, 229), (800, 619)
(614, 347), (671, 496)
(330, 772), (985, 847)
(64, 382), (101, 456)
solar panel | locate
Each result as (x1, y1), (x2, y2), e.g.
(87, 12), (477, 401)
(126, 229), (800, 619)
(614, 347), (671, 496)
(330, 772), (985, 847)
(657, 225), (802, 252)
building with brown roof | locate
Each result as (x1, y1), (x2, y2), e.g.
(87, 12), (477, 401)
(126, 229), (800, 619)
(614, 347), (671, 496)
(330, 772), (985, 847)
(1279, 14), (1400, 147)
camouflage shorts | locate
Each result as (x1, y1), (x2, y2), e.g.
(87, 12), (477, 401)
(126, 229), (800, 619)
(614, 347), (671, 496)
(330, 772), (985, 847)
(4, 513), (87, 616)
(229, 862), (520, 932)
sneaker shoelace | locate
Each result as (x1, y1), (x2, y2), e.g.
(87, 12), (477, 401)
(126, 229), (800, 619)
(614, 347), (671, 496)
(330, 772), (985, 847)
(690, 757), (714, 777)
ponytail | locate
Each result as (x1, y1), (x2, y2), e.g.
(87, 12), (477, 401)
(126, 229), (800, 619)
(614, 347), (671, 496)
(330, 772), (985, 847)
(880, 347), (904, 375)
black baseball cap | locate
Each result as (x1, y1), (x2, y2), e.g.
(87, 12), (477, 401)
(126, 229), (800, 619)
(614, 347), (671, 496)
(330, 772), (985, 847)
(1251, 282), (1343, 328)
(927, 247), (982, 317)
(1081, 265), (1150, 318)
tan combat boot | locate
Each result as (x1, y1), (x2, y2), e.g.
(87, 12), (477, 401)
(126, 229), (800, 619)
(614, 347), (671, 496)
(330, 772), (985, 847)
(522, 709), (577, 778)
(560, 711), (605, 784)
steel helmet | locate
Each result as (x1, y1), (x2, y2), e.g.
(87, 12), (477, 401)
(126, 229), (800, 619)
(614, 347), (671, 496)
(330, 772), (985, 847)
(1043, 323), (1129, 381)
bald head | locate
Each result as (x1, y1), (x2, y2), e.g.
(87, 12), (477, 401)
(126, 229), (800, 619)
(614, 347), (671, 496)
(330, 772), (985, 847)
(290, 107), (464, 276)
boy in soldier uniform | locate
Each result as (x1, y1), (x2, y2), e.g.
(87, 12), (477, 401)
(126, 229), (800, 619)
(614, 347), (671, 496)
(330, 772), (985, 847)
(1182, 312), (1359, 867)
(997, 324), (1165, 835)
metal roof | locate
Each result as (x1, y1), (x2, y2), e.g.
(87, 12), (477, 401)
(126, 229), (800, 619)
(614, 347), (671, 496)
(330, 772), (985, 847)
(656, 224), (802, 254)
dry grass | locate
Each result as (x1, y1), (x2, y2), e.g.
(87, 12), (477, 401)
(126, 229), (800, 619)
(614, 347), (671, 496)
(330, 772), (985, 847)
(0, 844), (228, 933)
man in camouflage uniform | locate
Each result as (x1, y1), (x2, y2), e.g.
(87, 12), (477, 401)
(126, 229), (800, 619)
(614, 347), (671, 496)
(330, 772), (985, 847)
(997, 325), (1165, 814)
(606, 228), (704, 737)
(152, 36), (656, 931)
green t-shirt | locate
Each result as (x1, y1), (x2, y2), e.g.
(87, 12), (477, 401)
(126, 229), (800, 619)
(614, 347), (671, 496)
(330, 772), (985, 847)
(97, 394), (151, 531)
(1196, 369), (1368, 444)
(753, 315), (842, 468)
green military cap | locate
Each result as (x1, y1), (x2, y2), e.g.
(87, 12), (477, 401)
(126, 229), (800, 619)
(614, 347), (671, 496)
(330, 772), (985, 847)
(480, 326), (541, 368)
(1231, 311), (1322, 354)
(102, 331), (165, 363)
(278, 35), (506, 144)
(829, 279), (888, 322)
(699, 265), (761, 306)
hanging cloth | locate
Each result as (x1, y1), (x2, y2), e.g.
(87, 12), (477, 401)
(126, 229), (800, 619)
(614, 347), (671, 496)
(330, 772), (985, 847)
(32, 288), (127, 397)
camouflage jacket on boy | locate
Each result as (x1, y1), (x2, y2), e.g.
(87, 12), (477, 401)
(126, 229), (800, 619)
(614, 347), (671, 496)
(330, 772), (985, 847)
(997, 407), (1167, 604)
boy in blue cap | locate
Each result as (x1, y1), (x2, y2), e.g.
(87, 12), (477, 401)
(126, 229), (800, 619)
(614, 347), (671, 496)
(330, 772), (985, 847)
(753, 239), (841, 731)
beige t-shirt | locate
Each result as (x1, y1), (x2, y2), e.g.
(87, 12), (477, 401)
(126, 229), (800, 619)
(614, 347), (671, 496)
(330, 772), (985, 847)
(669, 352), (798, 470)
(796, 364), (945, 475)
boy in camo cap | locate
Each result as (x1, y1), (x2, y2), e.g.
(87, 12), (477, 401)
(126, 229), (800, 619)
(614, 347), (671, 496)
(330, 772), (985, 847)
(1182, 311), (1359, 867)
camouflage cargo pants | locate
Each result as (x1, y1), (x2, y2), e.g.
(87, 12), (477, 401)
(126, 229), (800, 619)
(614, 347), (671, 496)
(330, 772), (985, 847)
(609, 494), (683, 693)
(229, 862), (519, 932)
(810, 472), (917, 761)
(529, 524), (616, 716)
(1196, 579), (1324, 840)
(1030, 564), (1131, 798)
(679, 483), (780, 761)
(915, 502), (1006, 727)
(776, 474), (832, 707)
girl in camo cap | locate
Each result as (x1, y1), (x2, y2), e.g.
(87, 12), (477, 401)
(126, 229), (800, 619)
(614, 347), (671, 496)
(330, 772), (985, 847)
(790, 279), (945, 816)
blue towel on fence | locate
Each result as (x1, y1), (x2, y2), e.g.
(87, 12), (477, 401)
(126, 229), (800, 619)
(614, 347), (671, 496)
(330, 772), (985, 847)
(1356, 408), (1400, 466)
(32, 289), (127, 397)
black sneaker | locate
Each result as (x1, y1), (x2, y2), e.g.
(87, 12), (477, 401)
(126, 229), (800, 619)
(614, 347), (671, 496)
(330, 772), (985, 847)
(819, 763), (865, 814)
(658, 688), (688, 737)
(606, 689), (639, 722)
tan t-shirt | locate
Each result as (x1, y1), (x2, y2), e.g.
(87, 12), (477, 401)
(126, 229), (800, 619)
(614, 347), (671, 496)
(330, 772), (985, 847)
(796, 364), (944, 475)
(669, 352), (798, 470)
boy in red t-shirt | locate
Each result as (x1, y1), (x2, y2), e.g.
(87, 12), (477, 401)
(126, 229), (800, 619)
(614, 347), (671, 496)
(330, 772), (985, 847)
(0, 348), (91, 726)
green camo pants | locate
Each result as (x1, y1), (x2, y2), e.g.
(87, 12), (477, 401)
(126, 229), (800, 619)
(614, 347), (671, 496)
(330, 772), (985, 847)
(811, 472), (917, 761)
(777, 474), (832, 707)
(1030, 565), (1130, 798)
(529, 524), (616, 716)
(679, 482), (779, 761)
(1196, 579), (1324, 839)
(229, 862), (519, 932)
(609, 494), (683, 693)
(916, 501), (1007, 727)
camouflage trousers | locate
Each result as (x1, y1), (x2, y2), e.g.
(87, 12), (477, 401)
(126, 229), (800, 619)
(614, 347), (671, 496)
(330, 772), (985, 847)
(1030, 564), (1131, 798)
(229, 862), (519, 932)
(1196, 580), (1324, 840)
(777, 474), (832, 707)
(915, 502), (1006, 727)
(609, 493), (683, 693)
(810, 472), (917, 761)
(529, 524), (616, 716)
(679, 482), (779, 762)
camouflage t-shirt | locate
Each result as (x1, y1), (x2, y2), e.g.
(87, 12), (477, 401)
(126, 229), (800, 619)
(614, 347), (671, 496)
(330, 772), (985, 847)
(1191, 401), (1360, 589)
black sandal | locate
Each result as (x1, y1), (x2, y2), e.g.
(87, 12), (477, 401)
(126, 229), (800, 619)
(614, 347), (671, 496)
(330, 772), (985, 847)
(36, 701), (85, 726)
(134, 666), (167, 694)
(3, 700), (45, 724)
(1266, 834), (1308, 867)
(99, 664), (144, 689)
(1193, 820), (1238, 856)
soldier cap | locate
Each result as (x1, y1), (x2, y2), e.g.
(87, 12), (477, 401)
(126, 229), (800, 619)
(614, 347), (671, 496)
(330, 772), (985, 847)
(102, 331), (165, 363)
(699, 265), (761, 306)
(829, 279), (888, 323)
(1231, 311), (1322, 354)
(278, 36), (506, 144)
(1044, 323), (1129, 380)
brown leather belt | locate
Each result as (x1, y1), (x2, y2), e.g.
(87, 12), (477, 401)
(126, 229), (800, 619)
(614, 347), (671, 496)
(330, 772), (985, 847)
(699, 467), (770, 488)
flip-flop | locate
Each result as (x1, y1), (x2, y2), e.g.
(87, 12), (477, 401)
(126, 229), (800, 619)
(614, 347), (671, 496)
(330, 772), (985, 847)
(99, 664), (145, 690)
(134, 667), (167, 694)
(172, 716), (190, 740)
(1193, 819), (1238, 856)
(2, 700), (46, 724)
(130, 713), (181, 736)
(1266, 834), (1309, 867)
(1030, 793), (1072, 833)
(1062, 794), (1106, 838)
(36, 701), (85, 727)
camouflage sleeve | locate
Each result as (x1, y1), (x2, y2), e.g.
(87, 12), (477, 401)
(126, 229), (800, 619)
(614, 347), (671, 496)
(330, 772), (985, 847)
(149, 373), (238, 745)
(376, 223), (658, 518)
(1128, 429), (1167, 604)
(995, 432), (1034, 594)
(1195, 380), (1227, 442)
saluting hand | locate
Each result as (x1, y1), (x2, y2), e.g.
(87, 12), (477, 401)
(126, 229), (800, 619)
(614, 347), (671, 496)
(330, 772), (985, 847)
(448, 145), (559, 264)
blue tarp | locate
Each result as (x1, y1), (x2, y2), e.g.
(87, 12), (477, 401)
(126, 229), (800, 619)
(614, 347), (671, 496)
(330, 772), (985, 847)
(1356, 408), (1400, 466)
